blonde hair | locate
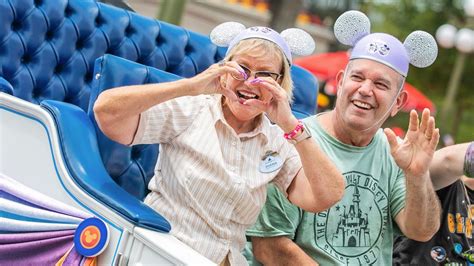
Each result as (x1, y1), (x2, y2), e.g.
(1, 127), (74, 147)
(224, 39), (294, 102)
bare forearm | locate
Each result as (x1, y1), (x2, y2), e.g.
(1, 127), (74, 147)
(252, 237), (318, 266)
(94, 78), (194, 123)
(430, 143), (470, 190)
(401, 172), (441, 241)
(93, 78), (195, 144)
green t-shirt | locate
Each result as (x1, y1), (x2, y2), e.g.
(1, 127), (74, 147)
(246, 115), (406, 265)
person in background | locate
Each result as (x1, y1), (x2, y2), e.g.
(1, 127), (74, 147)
(245, 10), (442, 265)
(393, 142), (474, 265)
(93, 21), (345, 265)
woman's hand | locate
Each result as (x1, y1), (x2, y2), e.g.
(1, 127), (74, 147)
(189, 61), (242, 101)
(242, 78), (298, 132)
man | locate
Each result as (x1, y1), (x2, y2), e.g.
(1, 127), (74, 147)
(245, 11), (442, 265)
(244, 142), (472, 265)
(393, 142), (474, 265)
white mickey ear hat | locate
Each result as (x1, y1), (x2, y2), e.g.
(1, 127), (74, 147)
(334, 10), (438, 77)
(210, 22), (315, 65)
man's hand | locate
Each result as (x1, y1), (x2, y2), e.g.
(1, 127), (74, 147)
(384, 108), (440, 178)
(389, 109), (441, 241)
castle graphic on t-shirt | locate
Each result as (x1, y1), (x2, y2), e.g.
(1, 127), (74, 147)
(314, 171), (389, 264)
(332, 183), (371, 247)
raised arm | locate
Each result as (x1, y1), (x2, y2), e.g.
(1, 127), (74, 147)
(430, 142), (473, 190)
(93, 63), (240, 145)
(385, 109), (441, 241)
(252, 236), (318, 266)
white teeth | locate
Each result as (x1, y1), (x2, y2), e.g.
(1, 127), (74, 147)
(239, 91), (257, 98)
(353, 100), (371, 109)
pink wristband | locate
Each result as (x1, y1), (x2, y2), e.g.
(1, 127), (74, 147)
(283, 121), (304, 140)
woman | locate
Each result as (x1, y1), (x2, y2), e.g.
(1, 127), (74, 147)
(93, 22), (344, 265)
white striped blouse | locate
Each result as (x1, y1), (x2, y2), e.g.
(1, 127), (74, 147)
(131, 94), (301, 265)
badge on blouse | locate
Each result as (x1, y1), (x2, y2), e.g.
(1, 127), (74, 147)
(259, 151), (283, 173)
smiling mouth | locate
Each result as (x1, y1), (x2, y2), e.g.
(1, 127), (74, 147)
(237, 90), (259, 100)
(352, 100), (373, 110)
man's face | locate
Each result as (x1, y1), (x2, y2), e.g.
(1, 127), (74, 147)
(334, 59), (406, 131)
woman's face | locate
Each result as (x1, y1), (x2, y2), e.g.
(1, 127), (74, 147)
(223, 51), (283, 122)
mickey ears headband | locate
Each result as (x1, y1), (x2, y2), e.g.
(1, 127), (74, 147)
(210, 22), (315, 66)
(334, 10), (438, 77)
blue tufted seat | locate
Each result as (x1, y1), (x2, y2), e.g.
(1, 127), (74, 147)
(1, 0), (318, 200)
(87, 54), (170, 200)
(0, 0), (225, 110)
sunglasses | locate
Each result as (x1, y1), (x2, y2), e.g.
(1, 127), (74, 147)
(231, 63), (282, 82)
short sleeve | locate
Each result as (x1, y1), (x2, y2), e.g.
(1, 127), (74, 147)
(272, 143), (302, 196)
(390, 168), (406, 218)
(131, 95), (207, 145)
(246, 183), (303, 239)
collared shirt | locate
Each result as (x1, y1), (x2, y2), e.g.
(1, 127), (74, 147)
(132, 94), (301, 265)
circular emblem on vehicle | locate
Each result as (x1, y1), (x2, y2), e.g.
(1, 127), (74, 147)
(430, 246), (446, 262)
(74, 217), (109, 257)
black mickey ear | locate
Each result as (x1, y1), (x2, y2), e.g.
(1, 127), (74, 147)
(280, 28), (315, 56)
(334, 10), (371, 46)
(404, 31), (438, 68)
(210, 22), (246, 47)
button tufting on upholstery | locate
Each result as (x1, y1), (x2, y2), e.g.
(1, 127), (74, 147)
(155, 34), (163, 45)
(95, 17), (102, 27)
(125, 25), (134, 37)
(76, 40), (84, 50)
(21, 55), (31, 64)
(184, 44), (193, 54)
(131, 147), (141, 160)
(84, 73), (92, 83)
(65, 6), (73, 17)
(32, 88), (41, 99)
(45, 30), (54, 41)
(11, 21), (21, 31)
(34, 0), (42, 7)
(54, 65), (63, 74)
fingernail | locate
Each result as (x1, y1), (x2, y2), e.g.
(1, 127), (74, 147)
(239, 70), (248, 80)
(250, 78), (262, 84)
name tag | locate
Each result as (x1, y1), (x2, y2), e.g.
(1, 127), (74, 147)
(259, 151), (283, 173)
